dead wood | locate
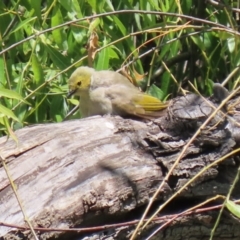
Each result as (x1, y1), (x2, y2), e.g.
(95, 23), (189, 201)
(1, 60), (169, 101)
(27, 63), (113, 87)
(0, 92), (240, 240)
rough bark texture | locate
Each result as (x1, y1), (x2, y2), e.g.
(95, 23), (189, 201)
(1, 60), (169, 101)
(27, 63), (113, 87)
(0, 93), (240, 240)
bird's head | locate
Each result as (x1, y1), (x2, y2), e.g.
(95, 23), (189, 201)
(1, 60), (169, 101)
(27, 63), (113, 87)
(67, 67), (95, 97)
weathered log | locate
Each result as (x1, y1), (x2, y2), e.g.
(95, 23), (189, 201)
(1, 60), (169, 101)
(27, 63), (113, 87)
(0, 93), (240, 240)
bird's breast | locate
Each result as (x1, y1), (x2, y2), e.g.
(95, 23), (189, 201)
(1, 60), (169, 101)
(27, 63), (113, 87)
(80, 88), (113, 117)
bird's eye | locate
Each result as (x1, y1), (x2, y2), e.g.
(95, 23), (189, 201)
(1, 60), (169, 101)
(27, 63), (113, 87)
(77, 81), (82, 86)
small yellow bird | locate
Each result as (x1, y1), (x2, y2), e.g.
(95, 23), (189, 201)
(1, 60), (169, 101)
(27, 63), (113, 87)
(67, 66), (168, 119)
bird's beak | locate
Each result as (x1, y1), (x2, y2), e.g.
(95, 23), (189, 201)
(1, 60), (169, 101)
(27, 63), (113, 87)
(67, 89), (77, 98)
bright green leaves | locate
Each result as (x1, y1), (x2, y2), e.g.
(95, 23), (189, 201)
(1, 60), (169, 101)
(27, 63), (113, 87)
(147, 84), (165, 101)
(44, 44), (71, 70)
(227, 37), (235, 53)
(0, 88), (27, 103)
(29, 0), (41, 19)
(0, 57), (5, 85)
(112, 16), (127, 36)
(88, 18), (101, 35)
(0, 104), (19, 122)
(226, 200), (240, 219)
(87, 0), (98, 12)
(96, 38), (109, 70)
(10, 17), (36, 36)
(51, 4), (66, 49)
(31, 53), (44, 87)
(0, 88), (25, 136)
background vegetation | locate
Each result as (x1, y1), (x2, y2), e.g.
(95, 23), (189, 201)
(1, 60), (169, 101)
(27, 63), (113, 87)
(0, 0), (239, 138)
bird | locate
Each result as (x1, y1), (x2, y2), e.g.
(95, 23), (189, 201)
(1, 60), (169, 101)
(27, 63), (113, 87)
(67, 66), (168, 119)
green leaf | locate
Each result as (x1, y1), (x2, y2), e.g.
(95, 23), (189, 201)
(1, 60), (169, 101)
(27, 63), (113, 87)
(72, 0), (83, 18)
(0, 88), (29, 104)
(134, 5), (142, 30)
(113, 16), (126, 36)
(29, 0), (41, 19)
(191, 33), (211, 51)
(0, 57), (6, 85)
(49, 96), (66, 122)
(68, 98), (79, 106)
(147, 84), (164, 100)
(227, 37), (235, 53)
(105, 0), (115, 11)
(10, 17), (36, 35)
(70, 26), (85, 43)
(87, 0), (97, 12)
(3, 116), (18, 143)
(181, 0), (192, 13)
(148, 0), (160, 10)
(44, 44), (71, 69)
(88, 18), (101, 34)
(95, 38), (109, 70)
(51, 4), (65, 48)
(108, 46), (119, 59)
(191, 36), (205, 51)
(58, 0), (72, 12)
(217, 32), (233, 40)
(32, 53), (44, 86)
(0, 104), (20, 122)
(226, 200), (240, 219)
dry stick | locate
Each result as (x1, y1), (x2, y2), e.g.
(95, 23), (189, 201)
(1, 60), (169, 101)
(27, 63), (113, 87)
(210, 165), (240, 240)
(130, 85), (240, 240)
(0, 154), (39, 240)
(146, 195), (225, 240)
(148, 196), (240, 239)
(161, 60), (186, 96)
(0, 197), (239, 235)
(141, 147), (240, 223)
(206, 0), (240, 12)
(1, 10), (240, 56)
(141, 148), (240, 240)
(221, 66), (240, 87)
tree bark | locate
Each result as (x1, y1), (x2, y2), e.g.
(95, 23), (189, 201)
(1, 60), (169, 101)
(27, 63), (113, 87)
(0, 93), (240, 240)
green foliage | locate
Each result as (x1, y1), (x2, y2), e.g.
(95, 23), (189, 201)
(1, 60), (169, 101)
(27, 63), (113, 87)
(0, 0), (239, 136)
(226, 199), (240, 219)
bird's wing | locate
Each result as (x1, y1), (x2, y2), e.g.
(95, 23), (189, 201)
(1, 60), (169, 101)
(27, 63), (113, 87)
(106, 85), (168, 119)
(131, 93), (168, 118)
(132, 94), (168, 111)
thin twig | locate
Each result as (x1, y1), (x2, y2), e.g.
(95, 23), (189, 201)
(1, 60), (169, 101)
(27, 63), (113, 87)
(146, 195), (225, 240)
(1, 198), (240, 234)
(206, 0), (240, 13)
